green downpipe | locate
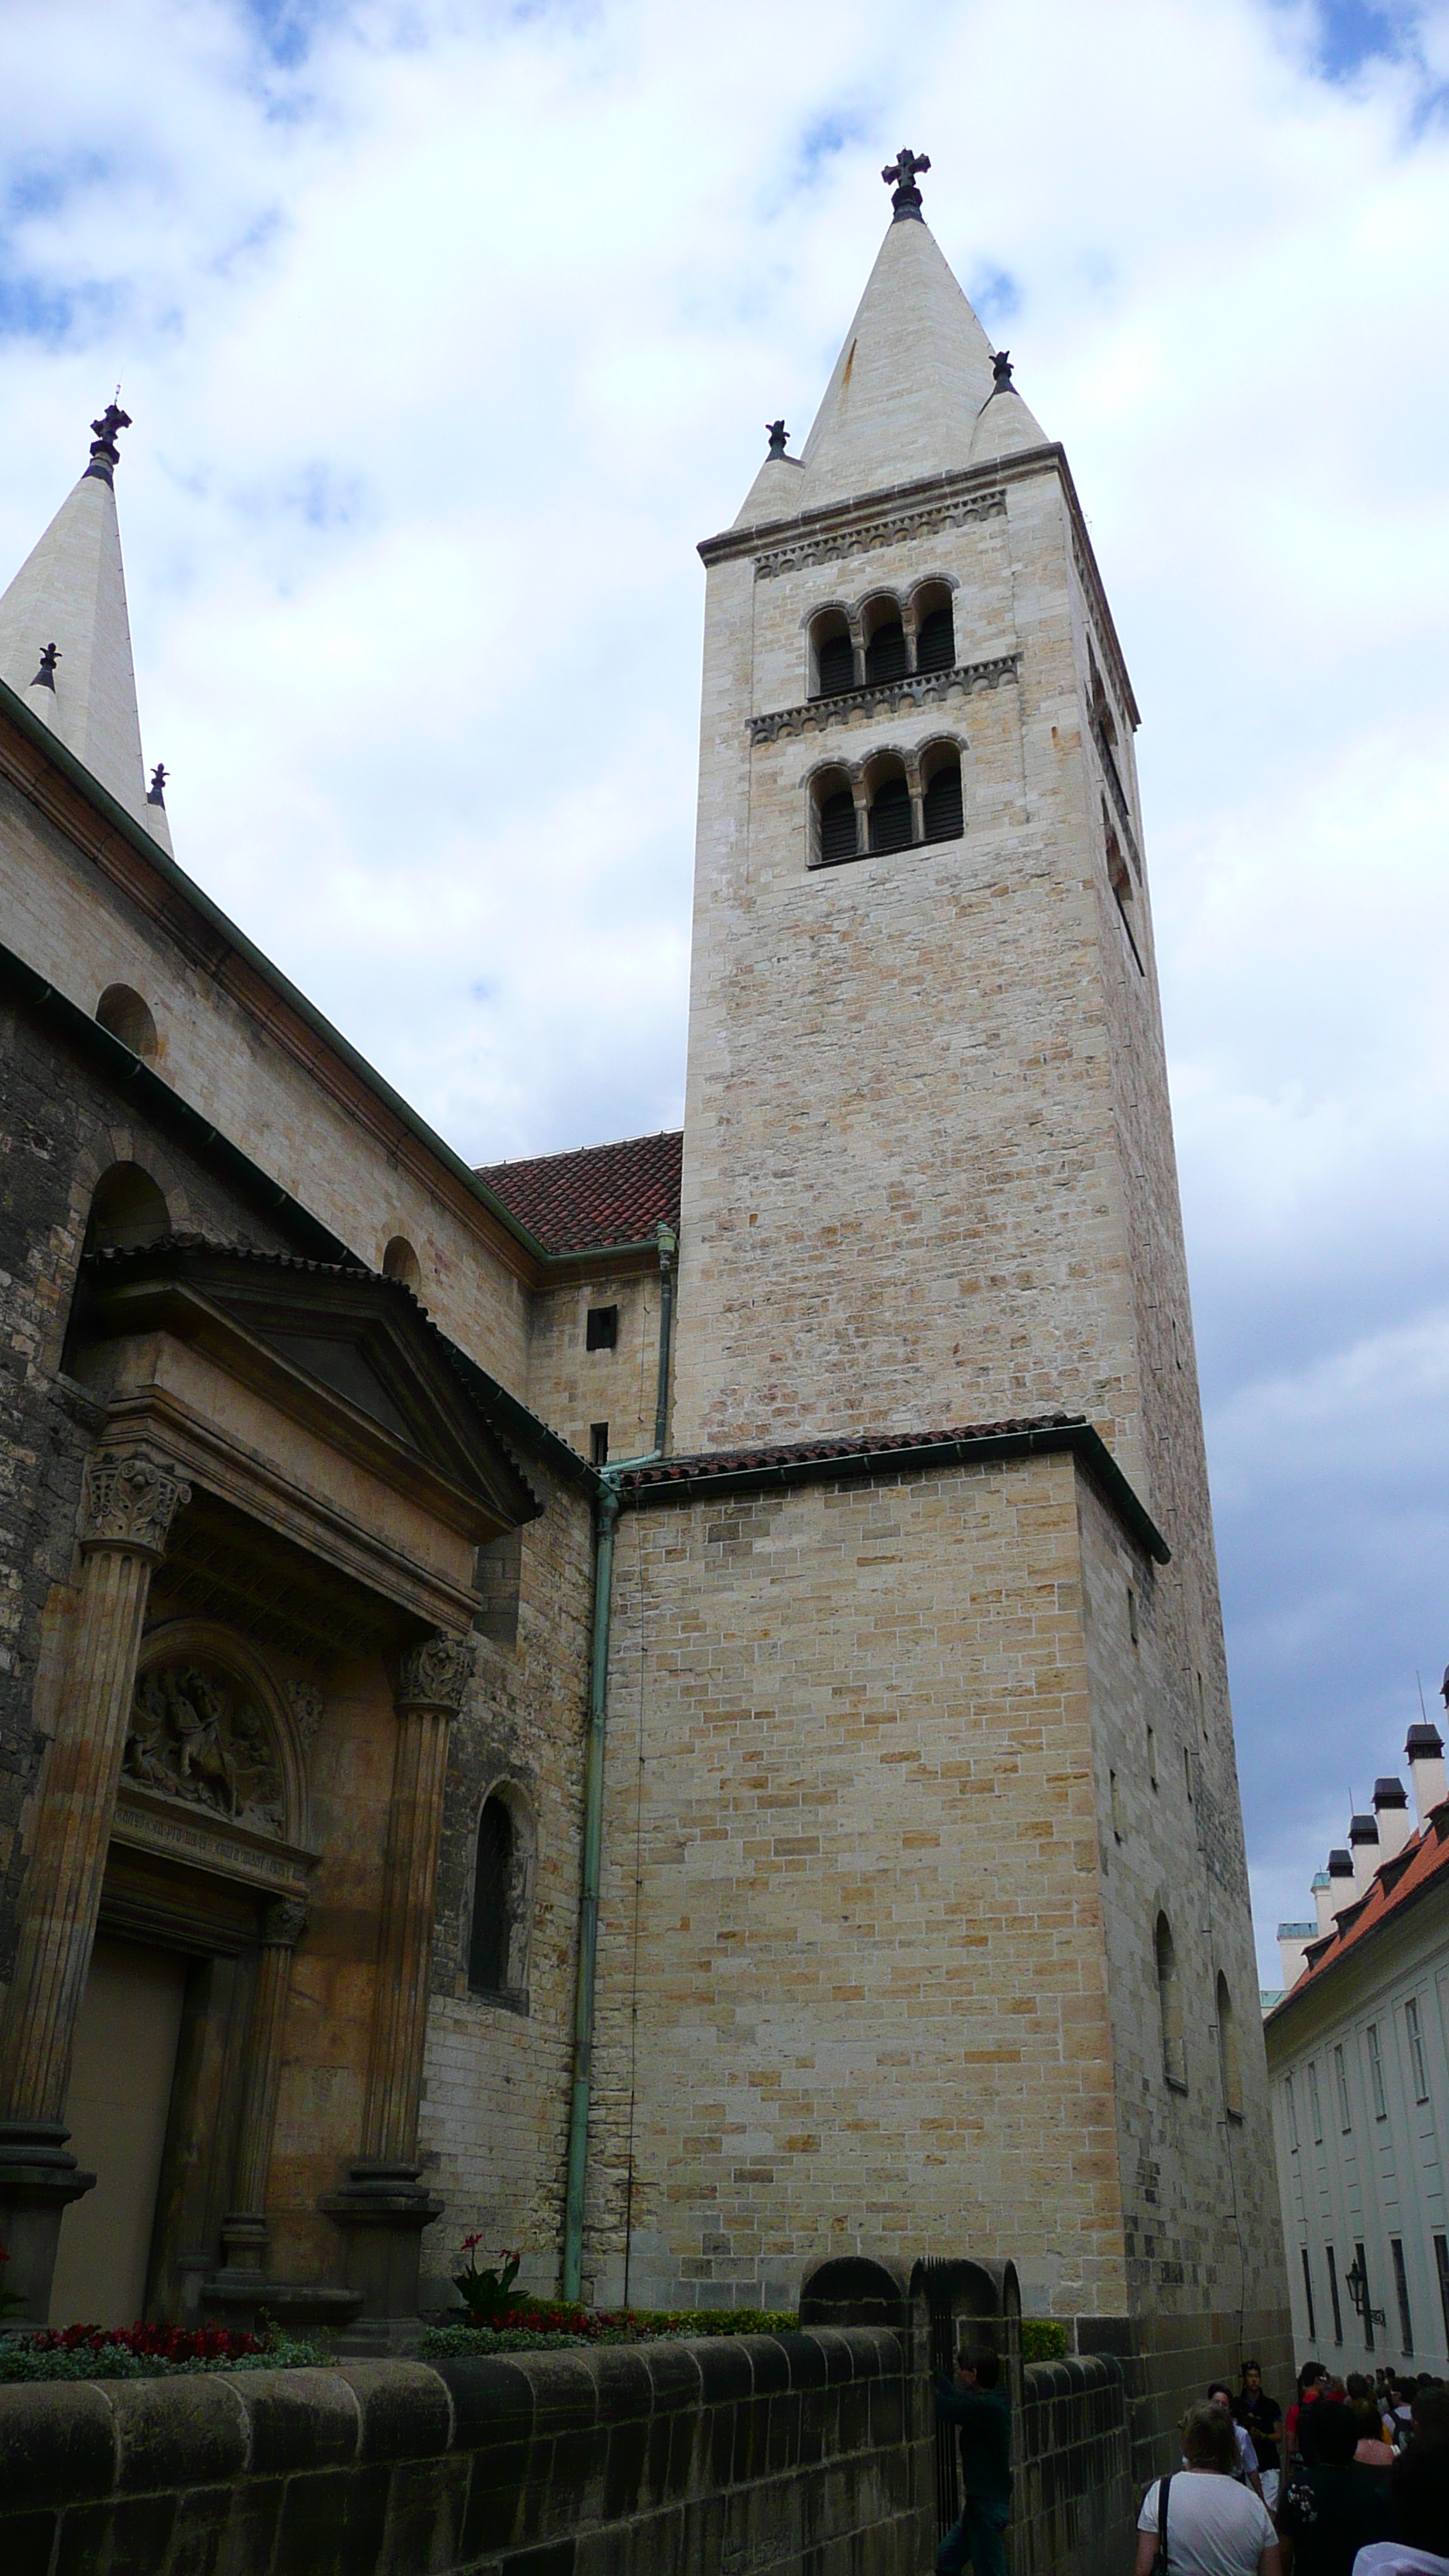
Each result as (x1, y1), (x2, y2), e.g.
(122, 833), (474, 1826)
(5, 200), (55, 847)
(562, 1478), (619, 2300)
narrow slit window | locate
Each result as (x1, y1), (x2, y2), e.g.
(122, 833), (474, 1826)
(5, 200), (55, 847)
(590, 1423), (609, 1467)
(1156, 1913), (1187, 2090)
(1434, 2235), (1449, 2350)
(1307, 2060), (1324, 2143)
(1392, 2238), (1413, 2354)
(1326, 2242), (1343, 2343)
(921, 753), (964, 844)
(1406, 1996), (1430, 2102)
(1285, 2075), (1299, 2151)
(818, 788), (858, 865)
(468, 1797), (514, 1993)
(1356, 2242), (1375, 2352)
(1300, 2245), (1317, 2342)
(586, 1305), (618, 1351)
(868, 772), (912, 855)
(1367, 2023), (1387, 2119)
(1334, 2043), (1352, 2133)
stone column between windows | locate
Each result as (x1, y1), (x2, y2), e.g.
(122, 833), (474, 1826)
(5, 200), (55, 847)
(216, 1895), (310, 2282)
(0, 1447), (190, 2318)
(324, 1629), (471, 2330)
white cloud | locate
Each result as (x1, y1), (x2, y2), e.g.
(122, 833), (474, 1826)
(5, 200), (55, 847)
(5, 0), (1449, 1975)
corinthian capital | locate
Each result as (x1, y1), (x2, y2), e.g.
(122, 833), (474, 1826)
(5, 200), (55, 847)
(82, 1451), (191, 1560)
(391, 1632), (471, 1717)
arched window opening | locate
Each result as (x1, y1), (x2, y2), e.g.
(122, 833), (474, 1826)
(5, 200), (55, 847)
(864, 604), (907, 686)
(95, 985), (157, 1061)
(469, 1796), (514, 1993)
(1156, 1913), (1187, 2089)
(912, 584), (956, 674)
(921, 748), (964, 844)
(85, 1163), (170, 1255)
(810, 611), (855, 700)
(1105, 815), (1131, 906)
(382, 1235), (421, 1293)
(867, 764), (912, 855)
(812, 769), (858, 867)
(1217, 1972), (1242, 2119)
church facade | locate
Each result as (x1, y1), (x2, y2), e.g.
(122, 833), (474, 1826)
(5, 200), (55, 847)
(0, 163), (1289, 2449)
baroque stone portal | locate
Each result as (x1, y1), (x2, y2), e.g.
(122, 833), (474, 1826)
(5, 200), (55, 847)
(125, 1662), (285, 1835)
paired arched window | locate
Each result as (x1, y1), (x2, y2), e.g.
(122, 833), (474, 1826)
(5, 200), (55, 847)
(1156, 1912), (1187, 2089)
(84, 1162), (170, 1254)
(806, 581), (957, 702)
(810, 741), (964, 869)
(468, 1786), (534, 2001)
(1217, 1972), (1242, 2118)
(95, 985), (157, 1061)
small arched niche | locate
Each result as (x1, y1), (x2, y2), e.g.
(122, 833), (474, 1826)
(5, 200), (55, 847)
(382, 1235), (421, 1293)
(85, 1162), (170, 1254)
(810, 766), (859, 868)
(1217, 1971), (1242, 2119)
(920, 742), (964, 844)
(1156, 1911), (1187, 2089)
(865, 753), (912, 855)
(809, 608), (855, 701)
(95, 985), (157, 1061)
(911, 581), (956, 674)
(862, 594), (907, 686)
(468, 1783), (536, 2005)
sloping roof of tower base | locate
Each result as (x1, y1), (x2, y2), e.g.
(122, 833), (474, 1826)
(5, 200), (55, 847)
(618, 1411), (1170, 1564)
(477, 1131), (683, 1256)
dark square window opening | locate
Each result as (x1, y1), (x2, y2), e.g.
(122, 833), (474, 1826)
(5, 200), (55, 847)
(590, 1422), (609, 1467)
(586, 1305), (618, 1351)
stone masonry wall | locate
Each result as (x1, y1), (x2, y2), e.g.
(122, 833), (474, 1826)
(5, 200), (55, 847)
(0, 2331), (932, 2576)
(526, 1266), (666, 1464)
(587, 1449), (1127, 2321)
(421, 1459), (594, 2307)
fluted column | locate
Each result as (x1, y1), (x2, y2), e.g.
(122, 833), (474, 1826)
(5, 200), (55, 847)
(214, 1896), (309, 2286)
(324, 1631), (470, 2334)
(0, 1447), (189, 2317)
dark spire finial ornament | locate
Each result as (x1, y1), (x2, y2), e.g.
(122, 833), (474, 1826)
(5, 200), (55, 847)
(85, 396), (132, 482)
(147, 763), (168, 807)
(30, 642), (60, 692)
(766, 419), (789, 459)
(992, 350), (1014, 389)
(882, 146), (930, 221)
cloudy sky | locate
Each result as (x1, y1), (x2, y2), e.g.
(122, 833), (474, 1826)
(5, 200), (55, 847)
(3, 0), (1448, 1982)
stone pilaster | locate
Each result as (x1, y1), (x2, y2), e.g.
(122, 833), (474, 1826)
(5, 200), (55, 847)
(324, 1631), (470, 2341)
(214, 1896), (309, 2287)
(0, 1448), (189, 2319)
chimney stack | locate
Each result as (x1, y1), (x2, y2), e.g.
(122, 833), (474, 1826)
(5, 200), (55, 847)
(1407, 1722), (1447, 1831)
(1348, 1812), (1381, 1896)
(1277, 1922), (1317, 1992)
(1312, 1869), (1334, 1936)
(1327, 1848), (1355, 1917)
(1373, 1776), (1413, 1862)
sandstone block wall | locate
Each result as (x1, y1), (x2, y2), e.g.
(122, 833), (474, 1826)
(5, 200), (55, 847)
(588, 1450), (1127, 2320)
(526, 1266), (667, 1464)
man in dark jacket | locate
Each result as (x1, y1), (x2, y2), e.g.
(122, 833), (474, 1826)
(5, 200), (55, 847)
(933, 2344), (1012, 2576)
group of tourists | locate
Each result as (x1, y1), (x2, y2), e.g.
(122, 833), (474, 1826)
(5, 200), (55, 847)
(931, 2345), (1449, 2576)
(1136, 2359), (1449, 2576)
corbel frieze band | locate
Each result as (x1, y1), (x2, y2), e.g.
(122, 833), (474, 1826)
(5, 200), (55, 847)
(81, 1451), (191, 1560)
(753, 490), (1007, 581)
(748, 653), (1019, 747)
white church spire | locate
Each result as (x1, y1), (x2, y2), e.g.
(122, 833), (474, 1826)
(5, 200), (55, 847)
(0, 402), (170, 848)
(738, 151), (1048, 527)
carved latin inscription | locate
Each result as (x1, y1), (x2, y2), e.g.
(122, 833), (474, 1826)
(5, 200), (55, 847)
(125, 1661), (285, 1834)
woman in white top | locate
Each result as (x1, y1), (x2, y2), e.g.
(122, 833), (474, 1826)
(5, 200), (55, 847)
(1136, 2403), (1281, 2576)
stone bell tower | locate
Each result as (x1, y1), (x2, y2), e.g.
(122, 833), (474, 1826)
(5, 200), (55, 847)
(673, 149), (1188, 1540)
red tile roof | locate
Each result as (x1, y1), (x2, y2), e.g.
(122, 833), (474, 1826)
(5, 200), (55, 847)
(1272, 1806), (1449, 2015)
(476, 1132), (682, 1257)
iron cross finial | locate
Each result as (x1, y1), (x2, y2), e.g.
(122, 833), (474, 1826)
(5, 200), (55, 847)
(87, 401), (132, 468)
(882, 147), (930, 221)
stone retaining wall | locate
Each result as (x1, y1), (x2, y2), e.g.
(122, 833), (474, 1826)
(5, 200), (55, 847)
(0, 2331), (1133, 2575)
(0, 2328), (931, 2576)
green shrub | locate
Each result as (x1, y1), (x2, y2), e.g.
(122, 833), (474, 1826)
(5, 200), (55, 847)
(422, 2306), (799, 2358)
(1020, 2320), (1068, 2362)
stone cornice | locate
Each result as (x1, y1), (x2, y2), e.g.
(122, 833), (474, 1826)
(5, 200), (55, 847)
(752, 488), (1007, 580)
(748, 654), (1019, 746)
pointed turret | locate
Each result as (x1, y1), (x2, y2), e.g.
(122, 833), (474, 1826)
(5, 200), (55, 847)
(0, 404), (169, 844)
(733, 155), (1047, 529)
